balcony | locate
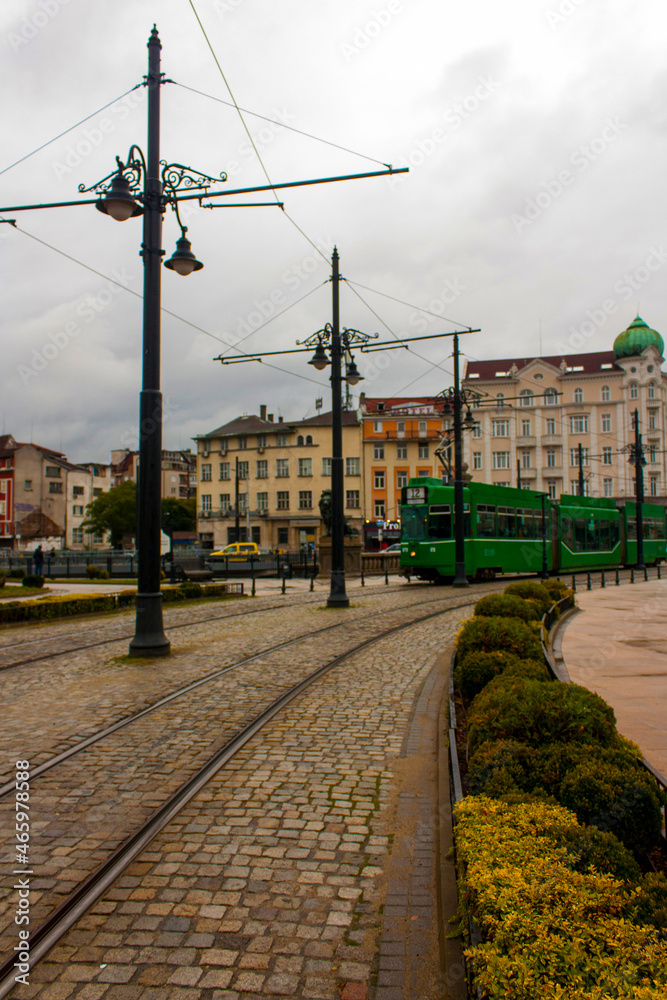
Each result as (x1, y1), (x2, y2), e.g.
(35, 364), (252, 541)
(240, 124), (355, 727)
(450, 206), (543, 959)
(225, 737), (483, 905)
(377, 430), (442, 441)
(516, 467), (536, 480)
(541, 435), (562, 446)
(516, 436), (536, 446)
(541, 467), (563, 477)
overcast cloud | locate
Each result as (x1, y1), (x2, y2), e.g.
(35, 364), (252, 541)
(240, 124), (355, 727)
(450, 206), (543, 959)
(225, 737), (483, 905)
(1, 0), (666, 462)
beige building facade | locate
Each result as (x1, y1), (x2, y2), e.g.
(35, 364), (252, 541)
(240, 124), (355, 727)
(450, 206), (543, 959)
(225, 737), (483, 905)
(461, 316), (666, 501)
(195, 406), (364, 551)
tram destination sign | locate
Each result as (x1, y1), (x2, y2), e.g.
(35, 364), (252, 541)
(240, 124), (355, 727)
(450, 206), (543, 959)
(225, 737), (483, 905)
(405, 486), (427, 504)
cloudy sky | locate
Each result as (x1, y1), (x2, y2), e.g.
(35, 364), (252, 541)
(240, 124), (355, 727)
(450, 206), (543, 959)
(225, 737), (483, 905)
(1, 0), (666, 462)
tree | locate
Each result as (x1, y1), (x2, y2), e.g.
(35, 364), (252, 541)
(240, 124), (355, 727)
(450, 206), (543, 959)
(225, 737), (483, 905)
(83, 480), (137, 548)
(161, 497), (196, 534)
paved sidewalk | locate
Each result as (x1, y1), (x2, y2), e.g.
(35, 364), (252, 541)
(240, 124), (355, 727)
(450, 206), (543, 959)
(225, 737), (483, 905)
(559, 579), (667, 778)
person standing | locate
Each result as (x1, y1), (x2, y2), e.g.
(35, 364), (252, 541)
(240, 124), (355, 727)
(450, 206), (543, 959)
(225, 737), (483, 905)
(33, 545), (44, 576)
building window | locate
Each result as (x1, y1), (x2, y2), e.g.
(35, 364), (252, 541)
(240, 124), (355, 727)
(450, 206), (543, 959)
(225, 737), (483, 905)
(521, 419), (531, 436)
(569, 415), (589, 434)
(374, 443), (384, 460)
(602, 447), (613, 465)
(396, 471), (408, 488)
(374, 470), (385, 489)
(72, 505), (84, 516)
(297, 435), (304, 446)
(24, 480), (32, 491)
(256, 460), (268, 479)
(276, 459), (289, 477)
(219, 494), (231, 511)
(276, 433), (287, 446)
(45, 466), (61, 478)
(238, 493), (247, 512)
(496, 393), (505, 406)
(298, 458), (313, 477)
(492, 451), (510, 470)
(521, 450), (531, 468)
(472, 451), (482, 470)
(72, 485), (85, 496)
(72, 528), (84, 544)
(543, 388), (558, 405)
(649, 475), (659, 497)
(546, 417), (556, 435)
(374, 500), (385, 518)
(418, 420), (427, 436)
(257, 434), (267, 449)
(346, 457), (360, 476)
(492, 419), (509, 437)
(219, 462), (230, 480)
(547, 481), (557, 500)
(298, 490), (313, 509)
(237, 435), (247, 449)
(93, 488), (103, 497)
(648, 383), (656, 399)
(257, 492), (268, 511)
(570, 447), (589, 466)
(373, 420), (382, 432)
(201, 463), (212, 481)
(546, 448), (557, 467)
(237, 461), (249, 479)
(396, 443), (407, 459)
(648, 410), (658, 430)
(322, 457), (332, 476)
(603, 478), (613, 497)
(601, 414), (611, 433)
(571, 480), (590, 496)
(397, 421), (405, 436)
(346, 490), (360, 508)
(418, 469), (430, 477)
(48, 482), (63, 494)
(601, 385), (610, 402)
(418, 443), (429, 458)
(629, 383), (638, 399)
(574, 387), (584, 403)
(519, 389), (534, 407)
(277, 491), (289, 510)
(201, 494), (212, 511)
(472, 424), (482, 438)
(648, 444), (659, 463)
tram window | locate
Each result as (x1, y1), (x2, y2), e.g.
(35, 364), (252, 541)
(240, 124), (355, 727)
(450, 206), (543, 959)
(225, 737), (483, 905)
(476, 504), (496, 538)
(644, 517), (663, 539)
(516, 508), (534, 540)
(610, 520), (620, 547)
(497, 506), (515, 538)
(573, 517), (588, 552)
(598, 519), (611, 550)
(627, 517), (637, 540)
(428, 504), (452, 538)
(401, 507), (427, 541)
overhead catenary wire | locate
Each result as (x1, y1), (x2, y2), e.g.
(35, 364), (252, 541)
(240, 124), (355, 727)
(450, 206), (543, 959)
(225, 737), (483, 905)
(0, 85), (144, 178)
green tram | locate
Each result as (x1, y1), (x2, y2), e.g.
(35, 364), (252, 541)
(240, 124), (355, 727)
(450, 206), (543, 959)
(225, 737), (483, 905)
(399, 477), (667, 582)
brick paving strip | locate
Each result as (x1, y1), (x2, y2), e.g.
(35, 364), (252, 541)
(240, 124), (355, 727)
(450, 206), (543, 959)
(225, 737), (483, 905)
(10, 607), (471, 1000)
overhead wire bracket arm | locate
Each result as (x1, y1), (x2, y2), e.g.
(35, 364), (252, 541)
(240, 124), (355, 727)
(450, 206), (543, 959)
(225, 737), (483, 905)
(175, 166), (409, 203)
(359, 328), (481, 350)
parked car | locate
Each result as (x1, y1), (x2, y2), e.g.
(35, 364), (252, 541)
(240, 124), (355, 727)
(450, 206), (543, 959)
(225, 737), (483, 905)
(208, 542), (260, 560)
(379, 543), (402, 555)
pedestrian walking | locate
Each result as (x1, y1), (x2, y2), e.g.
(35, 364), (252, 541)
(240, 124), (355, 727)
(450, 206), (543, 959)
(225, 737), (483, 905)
(33, 545), (44, 575)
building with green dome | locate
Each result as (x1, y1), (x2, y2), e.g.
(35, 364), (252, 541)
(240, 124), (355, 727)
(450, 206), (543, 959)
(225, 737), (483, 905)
(461, 316), (666, 501)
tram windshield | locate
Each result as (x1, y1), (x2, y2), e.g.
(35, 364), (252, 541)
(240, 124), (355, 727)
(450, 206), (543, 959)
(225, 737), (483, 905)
(401, 505), (428, 541)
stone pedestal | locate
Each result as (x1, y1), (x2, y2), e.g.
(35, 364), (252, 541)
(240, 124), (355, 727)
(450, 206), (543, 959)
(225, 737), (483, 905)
(317, 535), (362, 578)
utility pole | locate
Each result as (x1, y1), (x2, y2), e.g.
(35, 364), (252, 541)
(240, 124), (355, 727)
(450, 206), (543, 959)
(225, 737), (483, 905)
(516, 458), (521, 490)
(234, 456), (240, 544)
(578, 443), (585, 497)
(452, 332), (468, 587)
(633, 409), (645, 569)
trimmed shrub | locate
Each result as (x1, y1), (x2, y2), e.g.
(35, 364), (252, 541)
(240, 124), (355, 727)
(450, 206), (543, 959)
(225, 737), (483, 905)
(8, 568), (25, 579)
(86, 564), (104, 579)
(504, 580), (552, 614)
(474, 593), (540, 622)
(0, 594), (116, 624)
(454, 796), (667, 999)
(542, 578), (569, 598)
(456, 616), (543, 663)
(180, 582), (203, 598)
(554, 822), (642, 883)
(559, 757), (664, 856)
(22, 574), (44, 588)
(630, 873), (667, 931)
(502, 657), (551, 683)
(467, 677), (617, 753)
(454, 650), (522, 701)
(0, 576), (5, 588)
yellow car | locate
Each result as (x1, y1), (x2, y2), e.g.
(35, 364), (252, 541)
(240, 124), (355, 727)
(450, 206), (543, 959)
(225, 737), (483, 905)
(209, 542), (260, 560)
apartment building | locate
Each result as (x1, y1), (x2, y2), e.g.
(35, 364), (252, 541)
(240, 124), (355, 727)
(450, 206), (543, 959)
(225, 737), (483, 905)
(461, 316), (666, 500)
(194, 405), (363, 550)
(359, 395), (446, 544)
(111, 449), (196, 499)
(0, 435), (111, 550)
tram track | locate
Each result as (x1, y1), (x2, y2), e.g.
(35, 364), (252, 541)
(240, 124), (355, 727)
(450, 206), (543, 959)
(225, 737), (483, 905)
(0, 594), (476, 997)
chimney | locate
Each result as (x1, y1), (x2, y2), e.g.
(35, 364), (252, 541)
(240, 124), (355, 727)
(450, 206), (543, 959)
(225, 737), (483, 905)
(260, 404), (267, 421)
(268, 414), (274, 422)
(278, 416), (283, 423)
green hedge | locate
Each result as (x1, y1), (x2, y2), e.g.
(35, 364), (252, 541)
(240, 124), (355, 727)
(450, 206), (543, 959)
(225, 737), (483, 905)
(454, 796), (667, 999)
(456, 616), (543, 664)
(474, 593), (541, 622)
(503, 580), (553, 614)
(454, 650), (549, 701)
